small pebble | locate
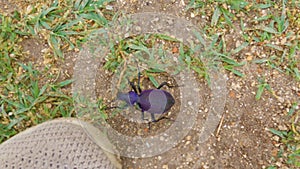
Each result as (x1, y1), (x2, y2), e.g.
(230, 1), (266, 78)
(186, 135), (192, 140)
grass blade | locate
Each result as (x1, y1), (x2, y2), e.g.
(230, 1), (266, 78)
(211, 7), (221, 26)
(269, 128), (286, 138)
(256, 83), (265, 100)
(231, 42), (249, 54)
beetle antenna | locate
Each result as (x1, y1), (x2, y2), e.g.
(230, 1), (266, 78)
(103, 106), (120, 110)
(127, 78), (138, 93)
(136, 64), (142, 94)
(103, 103), (129, 110)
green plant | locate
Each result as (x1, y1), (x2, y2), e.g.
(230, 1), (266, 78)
(18, 0), (114, 57)
(269, 125), (300, 167)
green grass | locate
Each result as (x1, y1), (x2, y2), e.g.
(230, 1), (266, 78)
(187, 1), (300, 168)
(0, 0), (299, 168)
(18, 0), (114, 57)
(0, 49), (75, 142)
(268, 101), (300, 168)
(269, 121), (300, 168)
(0, 0), (114, 143)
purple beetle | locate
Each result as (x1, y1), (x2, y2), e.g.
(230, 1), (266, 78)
(117, 71), (175, 122)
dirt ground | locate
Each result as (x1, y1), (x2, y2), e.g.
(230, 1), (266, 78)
(3, 0), (300, 168)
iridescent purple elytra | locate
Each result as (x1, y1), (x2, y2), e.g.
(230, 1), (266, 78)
(117, 85), (175, 122)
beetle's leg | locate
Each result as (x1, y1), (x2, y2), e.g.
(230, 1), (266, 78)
(156, 116), (175, 122)
(157, 82), (174, 89)
(151, 113), (157, 122)
(138, 103), (146, 120)
(141, 110), (145, 120)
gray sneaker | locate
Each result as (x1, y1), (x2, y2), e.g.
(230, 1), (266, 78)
(0, 118), (121, 169)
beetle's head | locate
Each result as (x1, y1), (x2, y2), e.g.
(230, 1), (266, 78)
(117, 91), (138, 106)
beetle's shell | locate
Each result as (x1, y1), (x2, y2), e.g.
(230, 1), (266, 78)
(137, 89), (175, 114)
